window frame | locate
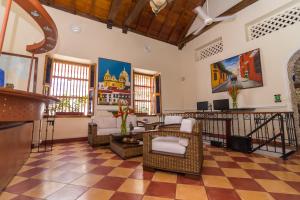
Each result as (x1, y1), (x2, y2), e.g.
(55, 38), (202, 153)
(133, 71), (161, 116)
(45, 58), (95, 117)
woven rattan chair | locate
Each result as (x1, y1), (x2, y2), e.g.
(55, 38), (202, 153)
(143, 121), (203, 177)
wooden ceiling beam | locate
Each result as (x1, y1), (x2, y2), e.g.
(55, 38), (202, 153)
(167, 0), (191, 43)
(178, 0), (258, 49)
(107, 0), (122, 29)
(123, 0), (149, 32)
(157, 1), (176, 38)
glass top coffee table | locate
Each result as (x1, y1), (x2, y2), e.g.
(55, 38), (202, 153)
(109, 132), (143, 159)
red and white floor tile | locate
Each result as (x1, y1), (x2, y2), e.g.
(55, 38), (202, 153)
(1, 142), (300, 200)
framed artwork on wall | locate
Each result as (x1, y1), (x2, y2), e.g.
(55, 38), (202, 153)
(97, 58), (131, 105)
(0, 52), (38, 92)
(211, 49), (263, 93)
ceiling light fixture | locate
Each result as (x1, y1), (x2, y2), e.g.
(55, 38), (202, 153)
(71, 25), (81, 33)
(150, 0), (170, 15)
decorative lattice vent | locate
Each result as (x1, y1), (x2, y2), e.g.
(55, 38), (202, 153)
(195, 37), (223, 61)
(247, 1), (300, 41)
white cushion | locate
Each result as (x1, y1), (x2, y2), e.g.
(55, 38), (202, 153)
(152, 138), (186, 155)
(180, 118), (196, 133)
(179, 138), (189, 147)
(152, 136), (180, 143)
(153, 136), (189, 147)
(132, 127), (145, 132)
(117, 115), (137, 128)
(97, 128), (120, 136)
(164, 116), (183, 125)
(95, 117), (117, 129)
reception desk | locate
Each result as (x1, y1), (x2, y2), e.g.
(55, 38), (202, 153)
(0, 88), (58, 191)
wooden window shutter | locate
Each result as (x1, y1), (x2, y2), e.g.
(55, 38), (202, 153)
(154, 74), (162, 114)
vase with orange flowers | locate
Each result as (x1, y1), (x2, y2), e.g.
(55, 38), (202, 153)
(112, 99), (134, 135)
(228, 81), (239, 109)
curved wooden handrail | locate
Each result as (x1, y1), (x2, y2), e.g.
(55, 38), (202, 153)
(13, 0), (58, 54)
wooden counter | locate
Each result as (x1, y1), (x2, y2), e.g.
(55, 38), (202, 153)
(0, 88), (58, 191)
(0, 88), (58, 121)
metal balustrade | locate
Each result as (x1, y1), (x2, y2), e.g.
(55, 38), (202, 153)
(161, 111), (298, 158)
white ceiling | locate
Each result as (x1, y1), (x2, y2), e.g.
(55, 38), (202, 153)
(187, 0), (242, 35)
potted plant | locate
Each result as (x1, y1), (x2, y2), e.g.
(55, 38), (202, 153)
(228, 82), (239, 109)
(112, 99), (134, 136)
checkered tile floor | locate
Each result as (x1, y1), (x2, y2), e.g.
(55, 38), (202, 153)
(1, 142), (300, 200)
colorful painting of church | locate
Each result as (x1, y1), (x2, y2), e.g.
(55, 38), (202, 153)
(97, 58), (131, 105)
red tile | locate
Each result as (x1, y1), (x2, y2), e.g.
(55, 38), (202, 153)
(111, 155), (123, 160)
(85, 153), (101, 157)
(259, 163), (286, 171)
(26, 159), (49, 166)
(60, 151), (76, 155)
(60, 146), (74, 150)
(204, 155), (214, 160)
(129, 169), (154, 180)
(18, 167), (47, 178)
(232, 157), (252, 162)
(145, 182), (176, 198)
(110, 192), (142, 200)
(119, 161), (140, 168)
(245, 169), (278, 179)
(88, 158), (105, 165)
(248, 153), (264, 158)
(89, 166), (113, 175)
(217, 161), (240, 168)
(5, 179), (42, 194)
(206, 187), (241, 200)
(12, 195), (40, 200)
(177, 175), (203, 185)
(228, 177), (265, 191)
(202, 167), (225, 176)
(93, 176), (125, 190)
(210, 151), (227, 156)
(55, 163), (80, 171)
(32, 153), (51, 159)
(271, 193), (300, 200)
(286, 181), (300, 193)
(57, 156), (77, 162)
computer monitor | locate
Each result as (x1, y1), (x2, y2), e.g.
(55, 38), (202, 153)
(197, 101), (209, 111)
(213, 99), (229, 111)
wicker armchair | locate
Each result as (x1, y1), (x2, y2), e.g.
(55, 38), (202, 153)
(143, 121), (203, 177)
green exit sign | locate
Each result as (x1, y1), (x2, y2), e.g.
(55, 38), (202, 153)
(274, 94), (281, 103)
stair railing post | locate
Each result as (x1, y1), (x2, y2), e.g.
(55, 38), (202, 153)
(280, 114), (286, 159)
(225, 119), (231, 148)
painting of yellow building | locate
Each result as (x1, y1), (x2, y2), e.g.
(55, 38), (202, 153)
(210, 61), (232, 93)
(98, 58), (131, 105)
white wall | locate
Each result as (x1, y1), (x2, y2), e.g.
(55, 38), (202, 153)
(2, 0), (300, 139)
(180, 0), (300, 112)
(0, 1), (184, 139)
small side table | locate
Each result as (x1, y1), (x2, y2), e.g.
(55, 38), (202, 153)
(110, 133), (143, 159)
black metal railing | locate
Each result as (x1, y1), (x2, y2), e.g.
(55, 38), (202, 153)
(162, 111), (298, 158)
